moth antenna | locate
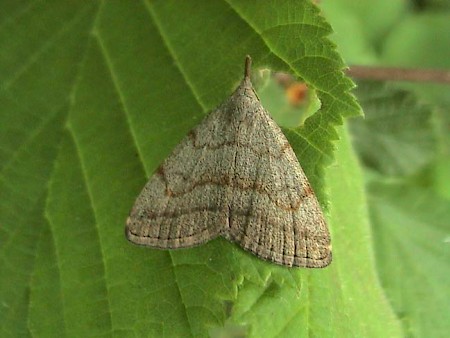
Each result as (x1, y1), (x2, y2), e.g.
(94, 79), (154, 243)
(244, 55), (252, 79)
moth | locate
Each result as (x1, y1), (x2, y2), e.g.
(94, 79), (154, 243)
(126, 56), (331, 268)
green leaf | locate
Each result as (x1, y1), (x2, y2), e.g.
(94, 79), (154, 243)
(368, 180), (450, 337)
(0, 109), (66, 336)
(0, 1), (405, 337)
(350, 81), (437, 177)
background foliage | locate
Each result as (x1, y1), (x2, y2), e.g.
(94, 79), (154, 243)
(322, 1), (450, 337)
(0, 1), (449, 337)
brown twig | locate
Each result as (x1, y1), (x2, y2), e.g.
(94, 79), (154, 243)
(347, 65), (450, 84)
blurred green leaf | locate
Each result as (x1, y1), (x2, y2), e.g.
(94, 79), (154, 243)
(380, 12), (450, 69)
(320, 0), (408, 64)
(350, 81), (437, 177)
(368, 180), (450, 338)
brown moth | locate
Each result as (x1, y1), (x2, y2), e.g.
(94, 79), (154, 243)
(126, 56), (331, 268)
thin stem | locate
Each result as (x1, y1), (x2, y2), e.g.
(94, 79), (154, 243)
(347, 65), (450, 84)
